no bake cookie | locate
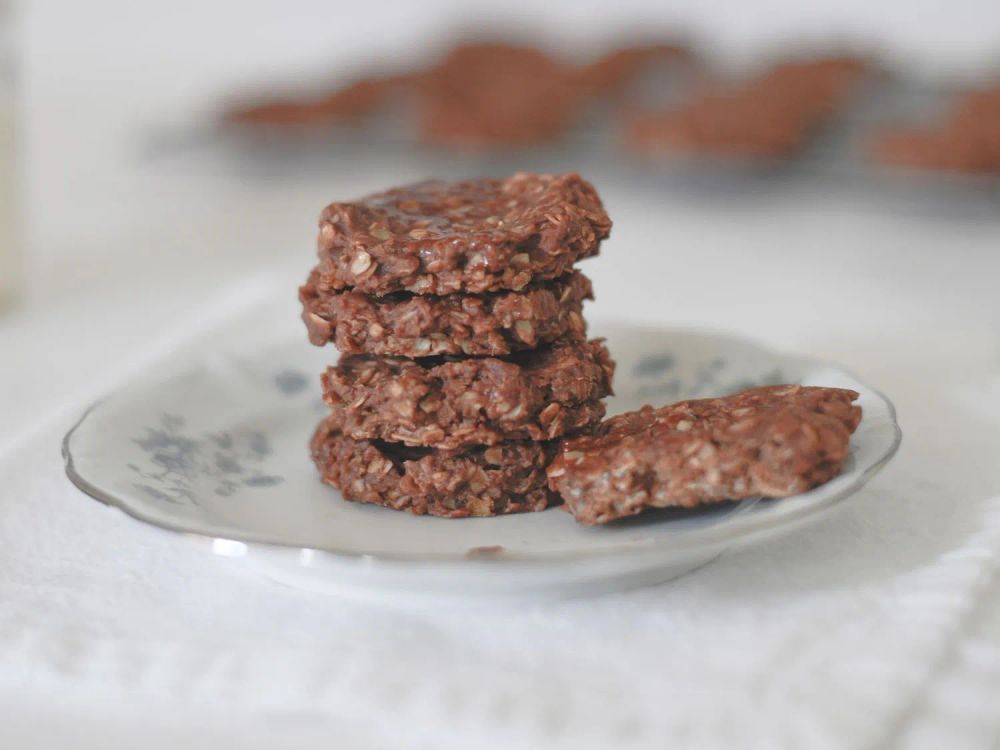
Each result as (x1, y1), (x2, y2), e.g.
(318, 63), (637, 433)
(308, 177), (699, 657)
(321, 338), (614, 450)
(311, 172), (611, 296)
(300, 269), (591, 357)
(311, 417), (557, 517)
(547, 385), (862, 525)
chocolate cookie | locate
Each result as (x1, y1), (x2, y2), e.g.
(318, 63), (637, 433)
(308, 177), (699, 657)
(312, 172), (611, 296)
(225, 76), (406, 128)
(870, 129), (986, 172)
(321, 338), (615, 451)
(300, 269), (591, 357)
(626, 97), (809, 159)
(573, 42), (691, 98)
(416, 42), (582, 148)
(870, 87), (1000, 173)
(547, 385), (862, 525)
(626, 56), (868, 159)
(310, 417), (557, 517)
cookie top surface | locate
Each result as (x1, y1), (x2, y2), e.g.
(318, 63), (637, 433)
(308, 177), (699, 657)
(314, 172), (611, 295)
(547, 385), (862, 524)
(573, 385), (860, 448)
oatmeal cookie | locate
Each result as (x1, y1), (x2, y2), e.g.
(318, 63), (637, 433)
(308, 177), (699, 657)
(321, 338), (614, 450)
(311, 172), (610, 295)
(310, 418), (557, 517)
(547, 385), (862, 525)
(300, 269), (591, 356)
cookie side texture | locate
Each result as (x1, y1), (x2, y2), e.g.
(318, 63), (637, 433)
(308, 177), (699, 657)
(321, 338), (615, 450)
(300, 269), (591, 356)
(311, 417), (557, 518)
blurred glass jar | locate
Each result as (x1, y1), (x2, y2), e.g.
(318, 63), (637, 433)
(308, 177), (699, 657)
(0, 0), (16, 307)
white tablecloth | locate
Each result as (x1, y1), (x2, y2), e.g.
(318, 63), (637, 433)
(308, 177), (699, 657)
(2, 157), (1000, 748)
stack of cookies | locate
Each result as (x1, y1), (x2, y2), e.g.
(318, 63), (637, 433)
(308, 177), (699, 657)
(300, 172), (614, 517)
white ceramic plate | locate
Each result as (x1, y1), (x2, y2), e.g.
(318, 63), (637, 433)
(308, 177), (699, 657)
(64, 323), (900, 599)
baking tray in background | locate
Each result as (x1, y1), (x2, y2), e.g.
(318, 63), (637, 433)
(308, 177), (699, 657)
(144, 71), (1000, 220)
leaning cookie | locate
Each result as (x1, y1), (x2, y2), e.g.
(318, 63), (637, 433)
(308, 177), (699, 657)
(312, 172), (611, 296)
(300, 269), (591, 356)
(310, 417), (557, 517)
(321, 338), (614, 451)
(547, 385), (862, 525)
